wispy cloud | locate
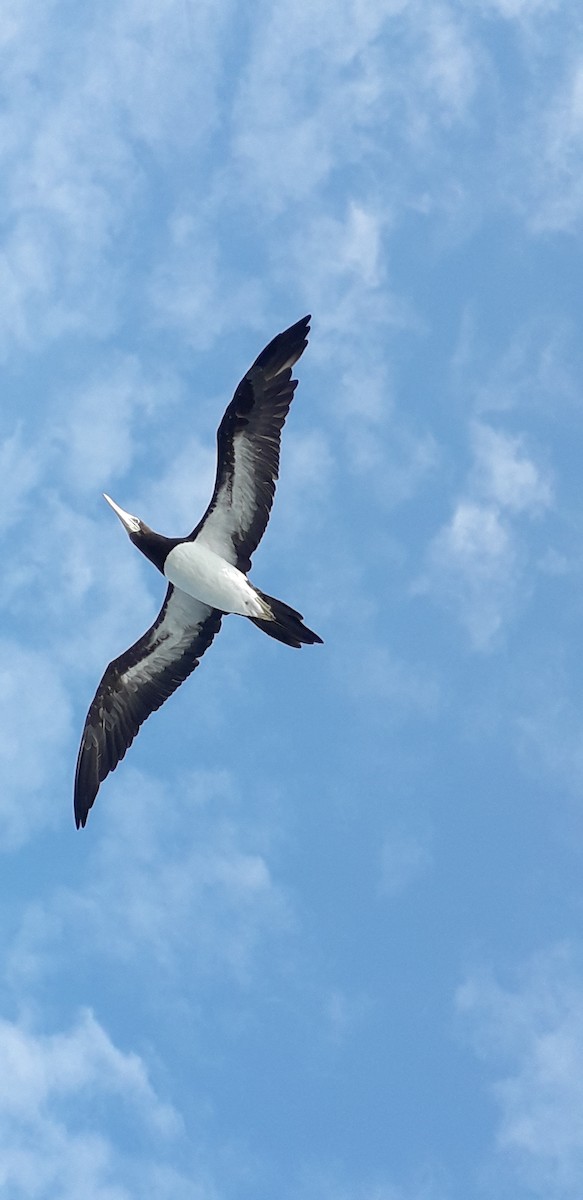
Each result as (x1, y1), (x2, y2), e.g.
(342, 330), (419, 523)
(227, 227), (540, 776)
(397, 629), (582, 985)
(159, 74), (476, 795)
(457, 944), (583, 1197)
(471, 3), (583, 234)
(417, 421), (552, 648)
(514, 664), (583, 801)
(0, 429), (43, 535)
(451, 315), (580, 418)
(147, 206), (267, 348)
(0, 642), (72, 848)
(232, 0), (478, 217)
(470, 424), (552, 514)
(0, 1), (230, 360)
(8, 767), (293, 990)
(1, 1), (582, 1195)
(0, 1006), (200, 1200)
(60, 356), (181, 496)
(527, 57), (583, 233)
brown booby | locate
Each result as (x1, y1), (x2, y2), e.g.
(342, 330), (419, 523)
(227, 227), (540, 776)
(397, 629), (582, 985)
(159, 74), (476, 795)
(74, 316), (322, 828)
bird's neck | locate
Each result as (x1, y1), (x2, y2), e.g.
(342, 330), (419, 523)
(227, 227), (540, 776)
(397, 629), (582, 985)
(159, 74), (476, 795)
(130, 528), (182, 574)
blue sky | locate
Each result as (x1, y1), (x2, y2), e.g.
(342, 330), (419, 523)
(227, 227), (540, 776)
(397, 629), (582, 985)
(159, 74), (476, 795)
(1, 0), (583, 1196)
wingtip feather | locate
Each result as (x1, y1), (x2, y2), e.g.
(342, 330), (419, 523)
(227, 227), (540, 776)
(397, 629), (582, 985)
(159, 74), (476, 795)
(251, 315), (312, 378)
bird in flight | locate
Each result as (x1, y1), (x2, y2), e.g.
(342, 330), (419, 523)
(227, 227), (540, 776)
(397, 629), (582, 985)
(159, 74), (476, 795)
(74, 316), (322, 828)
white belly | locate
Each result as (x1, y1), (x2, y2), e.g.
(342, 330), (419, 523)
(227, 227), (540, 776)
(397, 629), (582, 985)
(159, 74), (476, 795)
(164, 541), (265, 616)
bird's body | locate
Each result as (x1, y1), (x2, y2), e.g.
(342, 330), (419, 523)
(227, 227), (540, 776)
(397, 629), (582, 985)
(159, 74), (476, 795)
(164, 540), (267, 617)
(74, 315), (322, 828)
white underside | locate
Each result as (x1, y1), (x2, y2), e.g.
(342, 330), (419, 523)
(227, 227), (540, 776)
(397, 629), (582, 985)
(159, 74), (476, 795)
(164, 541), (268, 617)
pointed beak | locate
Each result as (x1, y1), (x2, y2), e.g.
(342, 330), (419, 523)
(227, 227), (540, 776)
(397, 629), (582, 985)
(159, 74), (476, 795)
(103, 493), (141, 535)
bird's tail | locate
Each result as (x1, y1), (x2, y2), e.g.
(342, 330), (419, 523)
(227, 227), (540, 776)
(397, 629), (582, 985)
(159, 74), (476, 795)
(249, 591), (323, 648)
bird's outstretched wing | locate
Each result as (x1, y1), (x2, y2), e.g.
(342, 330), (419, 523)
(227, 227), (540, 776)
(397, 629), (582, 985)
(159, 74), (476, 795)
(74, 587), (222, 828)
(190, 315), (311, 573)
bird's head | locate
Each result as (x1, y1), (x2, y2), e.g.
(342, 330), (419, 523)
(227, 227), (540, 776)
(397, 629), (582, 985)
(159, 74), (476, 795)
(103, 493), (145, 539)
(103, 493), (173, 573)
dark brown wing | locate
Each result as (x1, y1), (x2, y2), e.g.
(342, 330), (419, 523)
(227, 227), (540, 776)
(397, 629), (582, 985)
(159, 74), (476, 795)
(74, 586), (222, 828)
(190, 315), (310, 573)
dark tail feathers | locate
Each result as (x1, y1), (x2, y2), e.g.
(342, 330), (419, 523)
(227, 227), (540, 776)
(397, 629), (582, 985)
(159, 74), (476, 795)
(250, 591), (323, 649)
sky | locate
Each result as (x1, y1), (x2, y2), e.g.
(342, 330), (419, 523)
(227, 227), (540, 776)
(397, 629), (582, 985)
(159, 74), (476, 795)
(1, 0), (583, 1197)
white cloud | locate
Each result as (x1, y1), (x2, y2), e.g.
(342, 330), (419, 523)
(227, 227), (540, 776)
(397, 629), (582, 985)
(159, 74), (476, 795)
(232, 0), (478, 214)
(104, 0), (226, 151)
(470, 424), (552, 514)
(281, 200), (433, 515)
(0, 101), (130, 355)
(420, 3), (477, 121)
(9, 768), (293, 990)
(421, 499), (516, 648)
(350, 421), (439, 507)
(0, 1008), (176, 1130)
(147, 207), (266, 347)
(493, 38), (583, 234)
(270, 428), (334, 550)
(457, 944), (583, 1198)
(452, 314), (579, 418)
(58, 356), (180, 495)
(0, 452), (175, 852)
(140, 432), (217, 535)
(293, 203), (388, 333)
(0, 429), (43, 533)
(83, 769), (292, 981)
(0, 488), (158, 681)
(418, 421), (552, 648)
(0, 1), (230, 359)
(533, 58), (583, 232)
(283, 203), (399, 336)
(334, 203), (385, 290)
(1, 6), (581, 1196)
(514, 672), (583, 802)
(0, 1007), (215, 1200)
(0, 642), (72, 849)
(445, 500), (510, 562)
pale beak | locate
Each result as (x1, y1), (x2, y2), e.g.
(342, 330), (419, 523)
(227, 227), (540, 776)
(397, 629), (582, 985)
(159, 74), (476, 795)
(103, 493), (141, 535)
